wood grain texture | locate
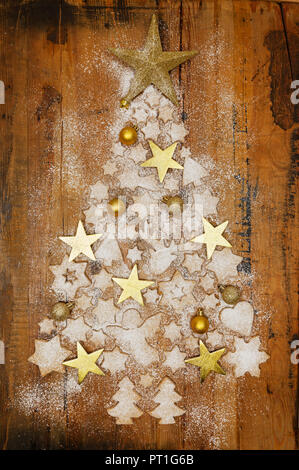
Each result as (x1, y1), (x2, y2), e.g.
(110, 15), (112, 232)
(0, 0), (298, 450)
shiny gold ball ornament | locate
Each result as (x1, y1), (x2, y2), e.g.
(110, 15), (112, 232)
(50, 301), (74, 321)
(108, 198), (126, 217)
(219, 284), (241, 304)
(119, 125), (138, 146)
(190, 308), (209, 334)
(162, 195), (183, 214)
(120, 98), (129, 109)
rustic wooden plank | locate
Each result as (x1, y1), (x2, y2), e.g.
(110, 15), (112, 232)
(231, 0), (298, 450)
(281, 0), (299, 444)
(0, 0), (69, 450)
(0, 2), (33, 449)
(0, 2), (14, 448)
(181, 0), (238, 450)
(63, 0), (299, 6)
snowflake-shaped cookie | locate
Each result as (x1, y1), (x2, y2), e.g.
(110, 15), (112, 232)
(225, 337), (269, 377)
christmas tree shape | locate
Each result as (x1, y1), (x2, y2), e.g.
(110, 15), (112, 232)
(27, 48), (269, 422)
(150, 377), (185, 424)
(107, 377), (143, 424)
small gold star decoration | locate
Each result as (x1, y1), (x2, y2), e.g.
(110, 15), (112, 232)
(59, 220), (102, 262)
(185, 340), (226, 383)
(141, 140), (183, 183)
(63, 342), (105, 384)
(109, 14), (198, 107)
(191, 217), (231, 259)
(112, 264), (154, 305)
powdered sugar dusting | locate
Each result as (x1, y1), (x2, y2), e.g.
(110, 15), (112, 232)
(17, 18), (269, 444)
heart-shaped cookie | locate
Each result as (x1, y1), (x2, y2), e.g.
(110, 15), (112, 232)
(220, 301), (254, 336)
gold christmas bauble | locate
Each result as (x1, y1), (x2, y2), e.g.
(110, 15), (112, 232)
(190, 309), (209, 334)
(119, 126), (138, 146)
(108, 198), (126, 217)
(219, 284), (240, 304)
(163, 195), (183, 214)
(120, 98), (129, 109)
(50, 301), (74, 321)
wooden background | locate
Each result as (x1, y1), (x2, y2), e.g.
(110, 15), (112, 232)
(0, 0), (298, 450)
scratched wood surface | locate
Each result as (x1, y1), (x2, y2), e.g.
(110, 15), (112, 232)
(0, 0), (298, 450)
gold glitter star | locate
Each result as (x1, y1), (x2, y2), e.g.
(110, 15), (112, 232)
(112, 264), (154, 305)
(63, 342), (105, 384)
(185, 340), (226, 383)
(141, 140), (183, 182)
(110, 14), (198, 106)
(59, 220), (102, 262)
(191, 217), (231, 259)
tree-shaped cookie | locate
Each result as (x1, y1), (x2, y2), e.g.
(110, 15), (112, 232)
(107, 377), (143, 424)
(150, 377), (185, 424)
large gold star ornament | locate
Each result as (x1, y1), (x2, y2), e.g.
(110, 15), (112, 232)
(141, 140), (183, 182)
(185, 341), (226, 383)
(59, 220), (102, 262)
(112, 264), (154, 305)
(110, 14), (198, 106)
(63, 342), (105, 384)
(191, 217), (231, 259)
